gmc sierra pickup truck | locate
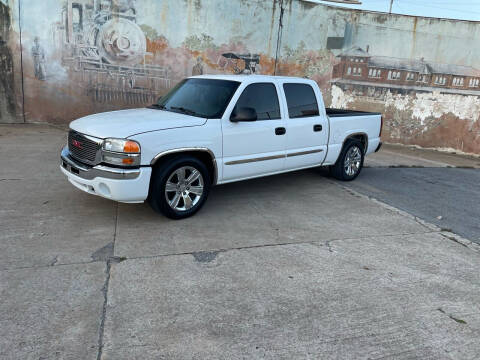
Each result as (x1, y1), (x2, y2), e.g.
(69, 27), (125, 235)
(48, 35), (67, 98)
(60, 75), (382, 219)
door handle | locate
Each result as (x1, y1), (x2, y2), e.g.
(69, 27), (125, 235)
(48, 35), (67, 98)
(313, 124), (322, 132)
(275, 127), (286, 135)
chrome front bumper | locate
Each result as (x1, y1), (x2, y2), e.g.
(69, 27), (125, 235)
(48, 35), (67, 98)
(60, 146), (141, 180)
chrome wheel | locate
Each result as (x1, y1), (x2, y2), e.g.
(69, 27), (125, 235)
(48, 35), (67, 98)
(344, 146), (362, 177)
(164, 166), (204, 212)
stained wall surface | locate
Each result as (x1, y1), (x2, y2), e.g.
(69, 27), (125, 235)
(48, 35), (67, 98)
(0, 0), (22, 123)
(2, 0), (480, 153)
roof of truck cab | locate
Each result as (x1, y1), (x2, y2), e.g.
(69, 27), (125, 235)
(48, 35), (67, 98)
(189, 74), (312, 83)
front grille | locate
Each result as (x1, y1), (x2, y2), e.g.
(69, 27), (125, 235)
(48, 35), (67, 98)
(68, 130), (101, 164)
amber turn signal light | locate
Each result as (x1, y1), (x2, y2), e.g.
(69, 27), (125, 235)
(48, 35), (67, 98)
(123, 141), (140, 153)
(122, 157), (135, 165)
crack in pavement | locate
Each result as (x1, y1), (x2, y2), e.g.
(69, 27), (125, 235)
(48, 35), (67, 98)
(49, 256), (58, 267)
(192, 251), (220, 263)
(437, 308), (467, 325)
(0, 230), (440, 272)
(325, 239), (335, 253)
(439, 232), (480, 252)
(96, 202), (119, 360)
(118, 230), (438, 262)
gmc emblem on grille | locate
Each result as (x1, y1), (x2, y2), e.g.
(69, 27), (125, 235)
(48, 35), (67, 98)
(71, 139), (82, 149)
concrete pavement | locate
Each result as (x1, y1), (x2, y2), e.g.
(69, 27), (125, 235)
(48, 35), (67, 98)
(1, 124), (480, 359)
(365, 143), (480, 169)
(340, 167), (480, 243)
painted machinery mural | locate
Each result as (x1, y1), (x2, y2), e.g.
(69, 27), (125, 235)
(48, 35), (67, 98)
(53, 0), (170, 103)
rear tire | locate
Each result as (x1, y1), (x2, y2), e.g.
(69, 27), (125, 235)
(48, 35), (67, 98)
(148, 156), (211, 219)
(329, 139), (364, 181)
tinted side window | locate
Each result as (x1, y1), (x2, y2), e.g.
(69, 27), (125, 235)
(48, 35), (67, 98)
(283, 83), (319, 118)
(233, 83), (280, 120)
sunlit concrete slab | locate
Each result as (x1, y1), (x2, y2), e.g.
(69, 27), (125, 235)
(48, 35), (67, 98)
(0, 124), (116, 270)
(0, 178), (117, 269)
(102, 232), (480, 359)
(0, 262), (105, 359)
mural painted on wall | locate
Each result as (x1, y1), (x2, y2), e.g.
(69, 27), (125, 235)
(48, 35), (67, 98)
(31, 37), (47, 80)
(19, 0), (285, 123)
(6, 0), (480, 153)
(221, 53), (261, 74)
(51, 0), (170, 103)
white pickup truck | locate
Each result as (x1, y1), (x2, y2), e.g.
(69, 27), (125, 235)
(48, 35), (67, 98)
(60, 75), (382, 219)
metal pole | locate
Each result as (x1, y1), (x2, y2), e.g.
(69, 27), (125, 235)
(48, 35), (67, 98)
(274, 0), (285, 75)
(389, 0), (393, 13)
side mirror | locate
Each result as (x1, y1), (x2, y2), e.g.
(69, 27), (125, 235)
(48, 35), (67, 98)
(230, 107), (257, 122)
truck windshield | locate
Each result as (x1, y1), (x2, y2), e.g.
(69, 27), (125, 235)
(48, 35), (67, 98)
(153, 78), (241, 118)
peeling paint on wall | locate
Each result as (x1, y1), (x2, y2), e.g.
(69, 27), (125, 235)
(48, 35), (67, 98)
(332, 84), (480, 153)
(331, 84), (355, 109)
(402, 92), (480, 123)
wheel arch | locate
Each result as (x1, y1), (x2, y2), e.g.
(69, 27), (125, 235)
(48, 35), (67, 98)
(343, 132), (368, 153)
(150, 148), (218, 185)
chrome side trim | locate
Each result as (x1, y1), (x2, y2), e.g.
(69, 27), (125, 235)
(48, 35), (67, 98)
(286, 149), (323, 157)
(61, 146), (140, 180)
(150, 147), (218, 185)
(225, 149), (323, 165)
(225, 154), (284, 165)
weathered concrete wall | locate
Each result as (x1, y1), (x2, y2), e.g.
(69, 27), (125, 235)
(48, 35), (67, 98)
(0, 0), (21, 123)
(277, 2), (480, 154)
(3, 0), (480, 153)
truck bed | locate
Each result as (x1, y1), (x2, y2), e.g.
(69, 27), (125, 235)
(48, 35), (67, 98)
(326, 108), (381, 117)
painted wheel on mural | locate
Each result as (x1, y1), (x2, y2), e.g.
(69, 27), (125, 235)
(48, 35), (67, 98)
(148, 156), (211, 219)
(96, 18), (146, 66)
(329, 139), (365, 181)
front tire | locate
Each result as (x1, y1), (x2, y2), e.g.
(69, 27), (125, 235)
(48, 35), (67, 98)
(329, 139), (364, 181)
(148, 156), (211, 219)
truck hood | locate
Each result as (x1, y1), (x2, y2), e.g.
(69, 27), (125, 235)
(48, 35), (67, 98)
(69, 108), (207, 139)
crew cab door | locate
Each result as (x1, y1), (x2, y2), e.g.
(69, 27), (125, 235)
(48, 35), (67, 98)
(281, 82), (328, 170)
(221, 82), (286, 181)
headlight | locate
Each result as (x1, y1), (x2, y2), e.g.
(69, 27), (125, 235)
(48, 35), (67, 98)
(102, 138), (141, 167)
(103, 138), (140, 153)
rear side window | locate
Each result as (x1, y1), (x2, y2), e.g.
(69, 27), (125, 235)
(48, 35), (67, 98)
(233, 83), (281, 120)
(283, 83), (319, 118)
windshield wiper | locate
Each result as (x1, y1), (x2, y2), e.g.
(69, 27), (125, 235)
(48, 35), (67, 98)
(148, 103), (166, 110)
(170, 106), (199, 116)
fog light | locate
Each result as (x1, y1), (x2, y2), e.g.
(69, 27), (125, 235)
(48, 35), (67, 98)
(98, 183), (111, 197)
(103, 154), (126, 166)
